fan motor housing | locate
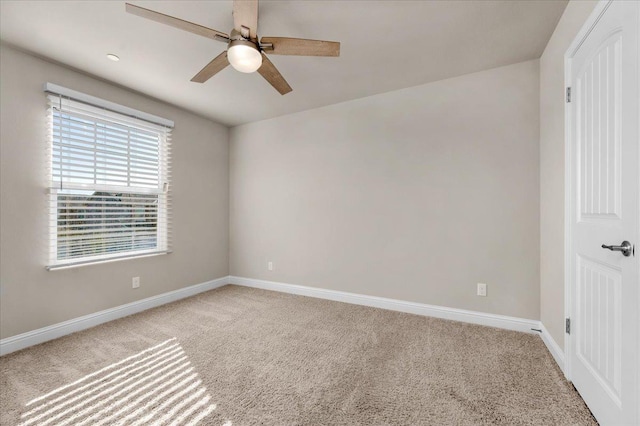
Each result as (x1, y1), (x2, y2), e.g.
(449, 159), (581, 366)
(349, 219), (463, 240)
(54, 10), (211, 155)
(228, 39), (260, 51)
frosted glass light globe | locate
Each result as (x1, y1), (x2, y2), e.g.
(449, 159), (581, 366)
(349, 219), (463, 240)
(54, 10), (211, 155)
(227, 41), (262, 73)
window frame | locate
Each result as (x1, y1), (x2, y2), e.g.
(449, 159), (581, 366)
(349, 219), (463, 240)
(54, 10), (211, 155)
(45, 83), (173, 270)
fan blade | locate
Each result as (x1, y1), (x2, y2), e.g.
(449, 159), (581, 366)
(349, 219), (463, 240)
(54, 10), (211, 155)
(126, 3), (229, 42)
(257, 53), (292, 95)
(260, 37), (340, 57)
(233, 0), (258, 40)
(191, 52), (230, 83)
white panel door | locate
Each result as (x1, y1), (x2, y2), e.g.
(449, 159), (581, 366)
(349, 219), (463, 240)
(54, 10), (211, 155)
(567, 1), (639, 425)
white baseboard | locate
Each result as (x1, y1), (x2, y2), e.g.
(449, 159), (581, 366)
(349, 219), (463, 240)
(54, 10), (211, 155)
(229, 276), (539, 334)
(0, 276), (229, 356)
(2, 274), (563, 371)
(539, 322), (566, 375)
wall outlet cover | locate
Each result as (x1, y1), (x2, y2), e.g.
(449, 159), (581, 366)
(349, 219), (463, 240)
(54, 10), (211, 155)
(477, 283), (487, 297)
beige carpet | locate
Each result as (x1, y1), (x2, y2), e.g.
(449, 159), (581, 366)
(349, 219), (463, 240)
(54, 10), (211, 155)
(0, 285), (596, 425)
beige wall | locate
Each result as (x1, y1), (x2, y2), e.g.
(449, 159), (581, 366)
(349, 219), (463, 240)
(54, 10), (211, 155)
(0, 45), (229, 339)
(539, 0), (597, 350)
(2, 2), (592, 340)
(230, 60), (541, 320)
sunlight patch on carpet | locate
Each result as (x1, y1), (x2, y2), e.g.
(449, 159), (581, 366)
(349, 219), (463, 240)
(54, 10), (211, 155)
(19, 338), (216, 425)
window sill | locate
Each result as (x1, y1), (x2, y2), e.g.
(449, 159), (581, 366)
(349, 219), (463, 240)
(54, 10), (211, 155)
(46, 250), (171, 271)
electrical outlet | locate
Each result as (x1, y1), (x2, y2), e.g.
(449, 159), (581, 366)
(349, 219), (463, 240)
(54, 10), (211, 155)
(132, 277), (140, 289)
(477, 283), (487, 297)
(267, 261), (273, 271)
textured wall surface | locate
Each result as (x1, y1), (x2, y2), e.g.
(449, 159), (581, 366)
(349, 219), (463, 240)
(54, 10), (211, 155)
(231, 60), (540, 320)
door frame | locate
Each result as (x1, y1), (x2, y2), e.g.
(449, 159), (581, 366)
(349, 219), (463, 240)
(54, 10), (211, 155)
(563, 0), (612, 383)
(563, 1), (640, 421)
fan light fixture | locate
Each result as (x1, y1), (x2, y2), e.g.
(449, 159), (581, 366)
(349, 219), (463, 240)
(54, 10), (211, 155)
(227, 40), (262, 73)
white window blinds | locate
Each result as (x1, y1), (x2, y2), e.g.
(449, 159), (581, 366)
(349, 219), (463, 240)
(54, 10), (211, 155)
(46, 88), (172, 269)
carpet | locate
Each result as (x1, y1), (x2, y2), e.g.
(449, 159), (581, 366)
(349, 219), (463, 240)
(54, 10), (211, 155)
(0, 285), (596, 425)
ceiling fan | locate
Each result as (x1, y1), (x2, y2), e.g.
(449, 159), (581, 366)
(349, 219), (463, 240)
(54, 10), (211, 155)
(125, 1), (340, 95)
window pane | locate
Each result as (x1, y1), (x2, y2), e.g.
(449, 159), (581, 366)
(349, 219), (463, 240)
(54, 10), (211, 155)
(56, 191), (159, 261)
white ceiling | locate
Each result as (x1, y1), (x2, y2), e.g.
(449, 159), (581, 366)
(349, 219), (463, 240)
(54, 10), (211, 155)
(0, 0), (567, 126)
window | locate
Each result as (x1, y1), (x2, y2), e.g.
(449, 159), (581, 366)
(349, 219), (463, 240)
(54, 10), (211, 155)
(46, 84), (173, 269)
